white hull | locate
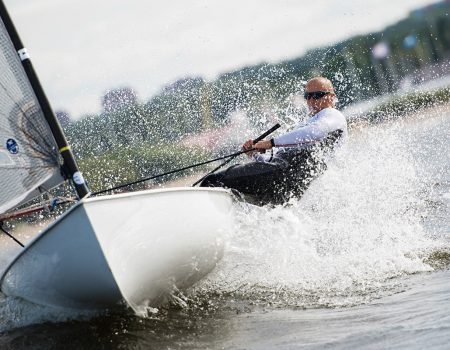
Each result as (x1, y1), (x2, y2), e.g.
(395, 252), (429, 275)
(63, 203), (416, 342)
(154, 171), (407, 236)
(0, 187), (233, 314)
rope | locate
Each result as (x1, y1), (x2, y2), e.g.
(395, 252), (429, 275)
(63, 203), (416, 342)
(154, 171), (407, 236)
(192, 123), (281, 186)
(0, 222), (24, 247)
(90, 148), (255, 196)
(90, 123), (281, 196)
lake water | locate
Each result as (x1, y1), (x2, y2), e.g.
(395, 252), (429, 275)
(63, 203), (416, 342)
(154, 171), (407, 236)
(0, 106), (449, 349)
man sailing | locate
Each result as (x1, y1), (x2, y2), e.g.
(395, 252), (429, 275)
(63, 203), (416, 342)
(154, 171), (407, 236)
(200, 76), (348, 205)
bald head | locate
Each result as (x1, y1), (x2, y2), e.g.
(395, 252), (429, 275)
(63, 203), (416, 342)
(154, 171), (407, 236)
(304, 76), (336, 114)
(305, 77), (335, 93)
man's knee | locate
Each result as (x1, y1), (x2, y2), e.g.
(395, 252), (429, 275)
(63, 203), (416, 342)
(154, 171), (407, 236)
(199, 173), (222, 187)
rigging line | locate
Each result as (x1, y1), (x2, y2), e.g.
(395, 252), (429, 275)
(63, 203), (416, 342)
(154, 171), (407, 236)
(191, 155), (236, 187)
(90, 148), (256, 196)
(192, 123), (281, 186)
(0, 222), (24, 247)
(92, 123), (281, 196)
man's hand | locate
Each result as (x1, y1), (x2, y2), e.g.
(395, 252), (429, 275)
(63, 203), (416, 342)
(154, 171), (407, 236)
(242, 139), (253, 151)
(253, 139), (273, 151)
(241, 139), (257, 158)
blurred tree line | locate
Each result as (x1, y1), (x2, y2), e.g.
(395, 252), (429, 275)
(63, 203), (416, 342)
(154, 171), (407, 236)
(64, 1), (450, 191)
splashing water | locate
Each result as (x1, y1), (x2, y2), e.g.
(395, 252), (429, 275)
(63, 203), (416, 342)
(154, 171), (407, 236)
(192, 113), (447, 309)
(0, 110), (447, 332)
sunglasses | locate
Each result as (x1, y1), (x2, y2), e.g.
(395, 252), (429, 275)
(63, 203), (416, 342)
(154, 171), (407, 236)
(303, 91), (331, 100)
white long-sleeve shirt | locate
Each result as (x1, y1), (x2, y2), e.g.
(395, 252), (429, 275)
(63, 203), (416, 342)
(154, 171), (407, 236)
(254, 107), (347, 162)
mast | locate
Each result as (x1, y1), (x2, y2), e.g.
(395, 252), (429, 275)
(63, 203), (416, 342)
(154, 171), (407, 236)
(0, 1), (89, 199)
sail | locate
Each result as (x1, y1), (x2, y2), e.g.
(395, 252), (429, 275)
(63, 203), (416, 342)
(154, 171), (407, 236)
(0, 16), (64, 214)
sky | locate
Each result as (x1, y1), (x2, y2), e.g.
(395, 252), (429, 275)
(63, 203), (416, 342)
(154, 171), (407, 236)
(4, 0), (437, 119)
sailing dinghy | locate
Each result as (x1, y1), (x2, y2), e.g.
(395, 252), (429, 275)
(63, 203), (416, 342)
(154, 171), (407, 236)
(0, 2), (234, 314)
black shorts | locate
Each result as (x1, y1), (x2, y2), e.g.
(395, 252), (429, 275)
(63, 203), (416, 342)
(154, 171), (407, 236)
(199, 149), (326, 205)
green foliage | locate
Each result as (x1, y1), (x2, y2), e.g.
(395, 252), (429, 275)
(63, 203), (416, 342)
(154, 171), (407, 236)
(365, 88), (450, 122)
